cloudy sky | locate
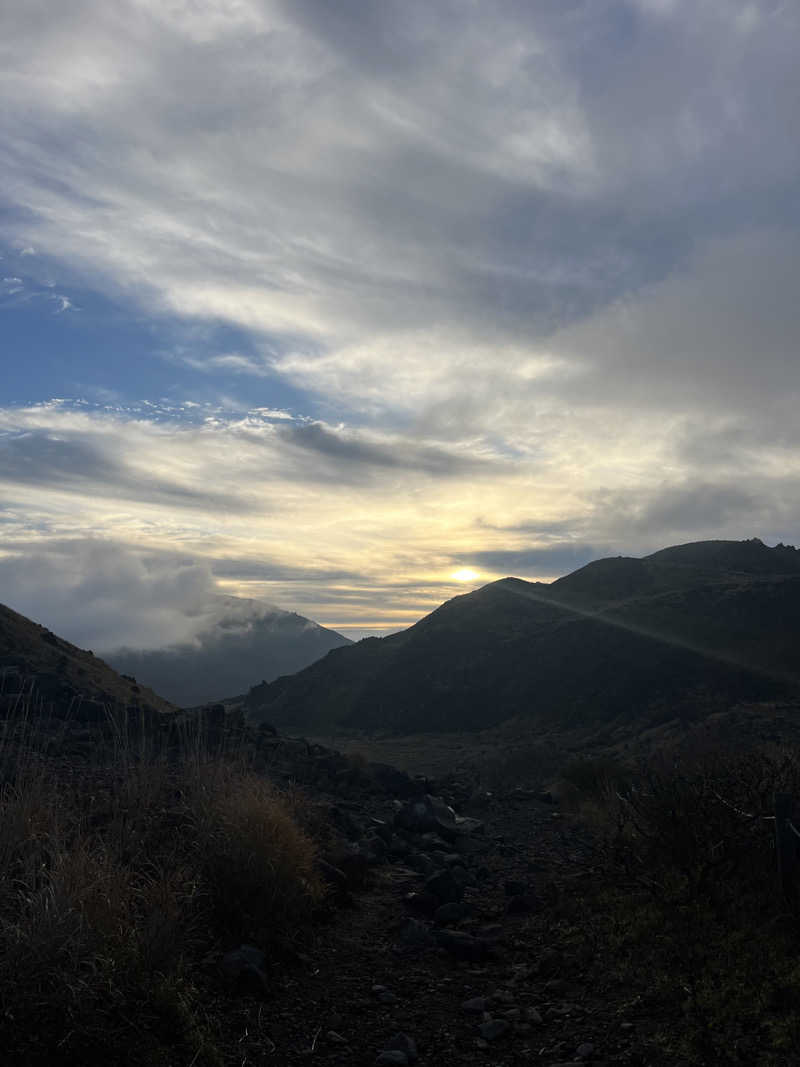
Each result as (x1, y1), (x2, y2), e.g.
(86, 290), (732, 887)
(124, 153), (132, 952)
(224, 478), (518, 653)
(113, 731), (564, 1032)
(1, 0), (799, 650)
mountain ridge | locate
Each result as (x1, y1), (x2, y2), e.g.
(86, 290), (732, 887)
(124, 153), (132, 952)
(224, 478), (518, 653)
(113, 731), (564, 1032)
(244, 539), (800, 734)
(107, 595), (351, 707)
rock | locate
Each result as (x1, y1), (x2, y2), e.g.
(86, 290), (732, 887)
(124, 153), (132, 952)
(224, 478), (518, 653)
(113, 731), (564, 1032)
(219, 945), (269, 998)
(369, 816), (394, 844)
(434, 901), (471, 924)
(478, 1019), (510, 1041)
(375, 1054), (408, 1066)
(393, 918), (435, 952)
(408, 852), (437, 877)
(326, 844), (368, 889)
(394, 794), (460, 840)
(372, 984), (398, 1004)
(504, 879), (527, 897)
(576, 1042), (595, 1059)
(546, 978), (569, 996)
(425, 868), (463, 904)
(435, 929), (491, 962)
(536, 946), (563, 978)
(525, 1007), (543, 1024)
(364, 834), (388, 864)
(404, 891), (439, 915)
(368, 762), (420, 797)
(450, 865), (471, 887)
(507, 893), (536, 915)
(462, 996), (489, 1014)
(384, 1032), (418, 1063)
(389, 834), (411, 857)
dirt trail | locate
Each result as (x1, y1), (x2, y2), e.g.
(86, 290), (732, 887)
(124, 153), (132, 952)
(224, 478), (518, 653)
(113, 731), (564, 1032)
(218, 783), (663, 1067)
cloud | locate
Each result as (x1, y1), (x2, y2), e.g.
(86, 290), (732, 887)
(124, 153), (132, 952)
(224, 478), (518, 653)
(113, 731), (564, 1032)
(0, 425), (253, 512)
(467, 544), (602, 579)
(1, 1), (800, 635)
(0, 539), (217, 652)
(274, 420), (492, 479)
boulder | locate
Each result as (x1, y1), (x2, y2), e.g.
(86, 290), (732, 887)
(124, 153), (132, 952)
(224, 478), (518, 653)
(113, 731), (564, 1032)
(434, 929), (491, 962)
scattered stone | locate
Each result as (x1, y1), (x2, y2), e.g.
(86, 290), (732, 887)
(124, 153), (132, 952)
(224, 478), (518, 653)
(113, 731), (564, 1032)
(434, 901), (471, 924)
(389, 834), (411, 857)
(394, 794), (461, 840)
(435, 929), (491, 962)
(365, 833), (388, 863)
(384, 1032), (418, 1063)
(478, 1019), (510, 1042)
(536, 947), (563, 978)
(546, 978), (569, 996)
(507, 893), (536, 915)
(504, 879), (527, 897)
(408, 852), (437, 877)
(326, 1031), (347, 1044)
(425, 868), (463, 904)
(404, 890), (439, 915)
(462, 996), (489, 1014)
(393, 918), (435, 952)
(525, 1007), (544, 1025)
(368, 762), (420, 798)
(372, 984), (398, 1004)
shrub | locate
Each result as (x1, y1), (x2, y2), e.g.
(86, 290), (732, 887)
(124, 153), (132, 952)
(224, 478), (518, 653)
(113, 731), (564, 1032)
(574, 747), (800, 1063)
(189, 766), (323, 945)
(0, 704), (321, 1064)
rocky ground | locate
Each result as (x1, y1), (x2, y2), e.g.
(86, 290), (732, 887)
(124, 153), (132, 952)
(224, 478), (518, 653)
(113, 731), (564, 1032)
(211, 737), (669, 1067)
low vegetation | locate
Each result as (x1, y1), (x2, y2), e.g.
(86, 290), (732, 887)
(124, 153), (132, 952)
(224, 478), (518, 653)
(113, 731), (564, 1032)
(0, 705), (322, 1066)
(563, 745), (800, 1064)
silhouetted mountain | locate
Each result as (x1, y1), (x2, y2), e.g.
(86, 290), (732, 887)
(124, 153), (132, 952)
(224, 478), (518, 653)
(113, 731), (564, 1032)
(244, 539), (800, 734)
(108, 596), (351, 707)
(0, 601), (176, 719)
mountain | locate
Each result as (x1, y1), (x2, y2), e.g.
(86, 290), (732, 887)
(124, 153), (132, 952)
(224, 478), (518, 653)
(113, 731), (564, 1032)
(0, 601), (176, 719)
(107, 596), (351, 707)
(243, 538), (800, 734)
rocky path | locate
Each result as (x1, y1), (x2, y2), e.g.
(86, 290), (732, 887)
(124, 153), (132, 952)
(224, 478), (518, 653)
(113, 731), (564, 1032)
(216, 772), (666, 1067)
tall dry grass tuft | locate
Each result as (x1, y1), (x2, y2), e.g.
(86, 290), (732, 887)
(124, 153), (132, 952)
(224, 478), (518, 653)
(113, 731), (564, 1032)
(0, 699), (321, 1065)
(188, 764), (323, 945)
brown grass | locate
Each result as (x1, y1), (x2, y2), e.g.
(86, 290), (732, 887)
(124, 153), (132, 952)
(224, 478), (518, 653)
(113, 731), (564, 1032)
(0, 703), (322, 1066)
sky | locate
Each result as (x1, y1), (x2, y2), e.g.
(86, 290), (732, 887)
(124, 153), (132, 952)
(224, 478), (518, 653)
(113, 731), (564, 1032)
(1, 0), (799, 651)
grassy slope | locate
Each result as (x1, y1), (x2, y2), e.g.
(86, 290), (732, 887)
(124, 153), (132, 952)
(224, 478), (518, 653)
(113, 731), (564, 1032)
(0, 601), (176, 716)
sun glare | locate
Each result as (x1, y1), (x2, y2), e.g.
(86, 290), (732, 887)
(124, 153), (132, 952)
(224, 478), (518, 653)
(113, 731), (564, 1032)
(451, 567), (479, 583)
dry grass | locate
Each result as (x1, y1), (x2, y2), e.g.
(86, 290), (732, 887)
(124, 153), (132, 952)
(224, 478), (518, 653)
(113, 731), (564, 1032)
(564, 744), (800, 1064)
(0, 702), (322, 1066)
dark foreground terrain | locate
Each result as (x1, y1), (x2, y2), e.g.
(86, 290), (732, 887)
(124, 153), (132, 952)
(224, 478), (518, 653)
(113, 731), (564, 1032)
(5, 594), (800, 1064)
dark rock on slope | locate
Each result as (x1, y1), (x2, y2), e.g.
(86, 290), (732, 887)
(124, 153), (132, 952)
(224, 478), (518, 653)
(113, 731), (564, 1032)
(244, 539), (800, 735)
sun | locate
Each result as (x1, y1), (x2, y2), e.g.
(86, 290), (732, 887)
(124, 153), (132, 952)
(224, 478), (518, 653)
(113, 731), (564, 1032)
(451, 567), (480, 583)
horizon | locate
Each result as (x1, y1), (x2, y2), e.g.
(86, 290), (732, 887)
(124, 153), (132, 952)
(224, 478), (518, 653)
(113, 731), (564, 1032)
(2, 2), (798, 652)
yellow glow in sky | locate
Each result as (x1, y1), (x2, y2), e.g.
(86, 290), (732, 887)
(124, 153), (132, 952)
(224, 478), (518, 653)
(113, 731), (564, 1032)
(451, 568), (480, 583)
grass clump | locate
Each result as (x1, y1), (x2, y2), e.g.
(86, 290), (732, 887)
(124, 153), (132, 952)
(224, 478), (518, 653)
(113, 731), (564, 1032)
(0, 706), (322, 1066)
(570, 746), (800, 1064)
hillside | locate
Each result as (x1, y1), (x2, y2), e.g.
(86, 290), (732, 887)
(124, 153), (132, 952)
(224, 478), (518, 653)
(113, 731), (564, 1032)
(0, 600), (176, 720)
(244, 538), (800, 734)
(107, 596), (351, 707)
